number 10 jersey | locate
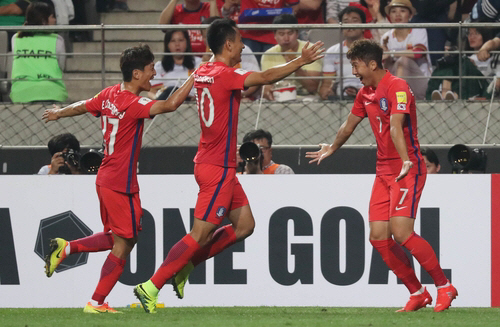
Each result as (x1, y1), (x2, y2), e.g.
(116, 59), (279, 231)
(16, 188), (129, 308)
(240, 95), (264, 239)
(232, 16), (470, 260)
(193, 62), (253, 168)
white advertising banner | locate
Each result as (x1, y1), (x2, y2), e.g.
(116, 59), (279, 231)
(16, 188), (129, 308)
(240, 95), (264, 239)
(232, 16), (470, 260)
(0, 174), (491, 308)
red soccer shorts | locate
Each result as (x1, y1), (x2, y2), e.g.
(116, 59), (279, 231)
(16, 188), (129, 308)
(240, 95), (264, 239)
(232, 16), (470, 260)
(194, 163), (249, 225)
(369, 172), (426, 221)
(96, 185), (143, 239)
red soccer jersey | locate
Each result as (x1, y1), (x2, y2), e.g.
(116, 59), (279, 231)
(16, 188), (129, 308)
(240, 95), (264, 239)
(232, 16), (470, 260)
(351, 71), (426, 176)
(239, 0), (299, 45)
(171, 3), (211, 54)
(193, 62), (253, 167)
(85, 84), (156, 194)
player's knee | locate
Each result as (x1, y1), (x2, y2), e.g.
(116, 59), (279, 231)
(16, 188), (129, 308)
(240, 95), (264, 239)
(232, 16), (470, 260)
(235, 220), (255, 240)
(391, 230), (412, 244)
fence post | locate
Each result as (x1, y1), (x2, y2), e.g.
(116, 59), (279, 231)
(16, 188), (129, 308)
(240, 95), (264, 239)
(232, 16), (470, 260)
(101, 23), (105, 90)
(458, 21), (462, 99)
(339, 23), (343, 101)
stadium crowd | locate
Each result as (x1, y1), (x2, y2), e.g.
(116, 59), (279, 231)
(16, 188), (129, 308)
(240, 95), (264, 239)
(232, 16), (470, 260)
(0, 0), (499, 102)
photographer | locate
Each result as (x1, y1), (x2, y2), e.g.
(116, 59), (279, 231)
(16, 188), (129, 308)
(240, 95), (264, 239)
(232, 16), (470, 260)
(38, 133), (81, 175)
(239, 142), (264, 174)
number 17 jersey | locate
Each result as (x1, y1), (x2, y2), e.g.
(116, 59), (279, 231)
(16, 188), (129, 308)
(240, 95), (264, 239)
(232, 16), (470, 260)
(193, 62), (252, 168)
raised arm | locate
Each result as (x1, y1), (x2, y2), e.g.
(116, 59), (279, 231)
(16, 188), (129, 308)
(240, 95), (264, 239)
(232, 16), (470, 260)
(159, 0), (178, 24)
(42, 101), (88, 123)
(305, 112), (363, 165)
(243, 41), (324, 88)
(390, 113), (412, 181)
(149, 74), (194, 115)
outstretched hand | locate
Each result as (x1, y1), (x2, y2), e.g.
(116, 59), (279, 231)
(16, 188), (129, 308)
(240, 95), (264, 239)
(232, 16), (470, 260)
(300, 41), (325, 65)
(42, 105), (61, 123)
(305, 143), (333, 165)
(396, 160), (413, 182)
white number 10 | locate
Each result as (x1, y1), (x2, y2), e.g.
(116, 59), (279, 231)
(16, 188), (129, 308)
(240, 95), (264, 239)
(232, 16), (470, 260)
(198, 88), (215, 128)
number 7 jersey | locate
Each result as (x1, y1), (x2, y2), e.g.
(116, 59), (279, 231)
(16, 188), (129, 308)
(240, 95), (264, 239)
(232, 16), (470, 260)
(85, 84), (156, 193)
(193, 62), (253, 167)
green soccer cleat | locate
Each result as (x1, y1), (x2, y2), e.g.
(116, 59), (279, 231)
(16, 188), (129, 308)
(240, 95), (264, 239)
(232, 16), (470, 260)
(44, 238), (68, 277)
(134, 282), (158, 314)
(172, 262), (194, 299)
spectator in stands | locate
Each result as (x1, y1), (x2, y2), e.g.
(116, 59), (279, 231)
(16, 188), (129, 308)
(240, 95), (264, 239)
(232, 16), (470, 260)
(149, 29), (201, 100)
(295, 0), (324, 40)
(218, 0), (240, 22)
(10, 2), (67, 103)
(359, 0), (389, 43)
(239, 0), (299, 58)
(421, 148), (441, 174)
(326, 0), (352, 23)
(261, 14), (322, 100)
(159, 0), (219, 54)
(319, 6), (365, 100)
(38, 133), (81, 175)
(201, 16), (261, 99)
(242, 129), (295, 174)
(381, 0), (431, 100)
(427, 27), (497, 100)
(0, 0), (29, 26)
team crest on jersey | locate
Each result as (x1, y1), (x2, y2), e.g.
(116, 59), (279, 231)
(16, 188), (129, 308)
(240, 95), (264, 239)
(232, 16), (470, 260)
(379, 98), (388, 112)
(216, 206), (227, 218)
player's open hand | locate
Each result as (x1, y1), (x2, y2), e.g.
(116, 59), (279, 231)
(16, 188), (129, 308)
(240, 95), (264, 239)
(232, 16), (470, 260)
(305, 143), (333, 165)
(300, 41), (325, 65)
(42, 105), (60, 123)
(396, 160), (413, 182)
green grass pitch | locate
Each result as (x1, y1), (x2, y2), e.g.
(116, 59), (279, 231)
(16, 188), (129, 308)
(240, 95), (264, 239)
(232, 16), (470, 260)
(1, 307), (499, 327)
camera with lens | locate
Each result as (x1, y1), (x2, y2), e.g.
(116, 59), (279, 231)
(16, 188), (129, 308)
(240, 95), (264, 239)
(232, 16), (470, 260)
(447, 144), (487, 173)
(58, 149), (81, 174)
(80, 149), (104, 174)
(239, 142), (263, 174)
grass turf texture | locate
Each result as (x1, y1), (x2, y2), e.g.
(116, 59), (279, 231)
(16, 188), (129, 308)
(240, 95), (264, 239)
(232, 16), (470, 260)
(1, 307), (499, 327)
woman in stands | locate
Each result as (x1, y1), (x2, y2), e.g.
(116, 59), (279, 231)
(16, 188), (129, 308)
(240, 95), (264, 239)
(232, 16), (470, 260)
(10, 2), (67, 103)
(149, 30), (201, 100)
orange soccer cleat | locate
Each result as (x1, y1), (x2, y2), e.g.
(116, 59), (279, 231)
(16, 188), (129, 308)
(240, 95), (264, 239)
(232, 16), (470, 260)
(434, 282), (458, 312)
(396, 287), (433, 312)
(83, 302), (122, 314)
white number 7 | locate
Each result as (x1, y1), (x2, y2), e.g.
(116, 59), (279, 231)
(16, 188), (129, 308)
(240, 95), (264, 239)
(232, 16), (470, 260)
(398, 188), (409, 205)
(376, 116), (382, 133)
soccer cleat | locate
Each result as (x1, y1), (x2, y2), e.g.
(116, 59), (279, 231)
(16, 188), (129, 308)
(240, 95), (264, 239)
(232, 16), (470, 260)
(83, 302), (122, 313)
(396, 287), (433, 312)
(134, 283), (158, 314)
(172, 262), (194, 299)
(434, 282), (458, 312)
(44, 238), (68, 277)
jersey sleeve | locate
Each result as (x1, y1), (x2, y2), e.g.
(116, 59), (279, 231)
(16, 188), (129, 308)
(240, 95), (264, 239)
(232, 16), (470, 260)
(85, 92), (103, 117)
(126, 96), (158, 119)
(223, 67), (253, 91)
(351, 90), (367, 118)
(387, 80), (412, 115)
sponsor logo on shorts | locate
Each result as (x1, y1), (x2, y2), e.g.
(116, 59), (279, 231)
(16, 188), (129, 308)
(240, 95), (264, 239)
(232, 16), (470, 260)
(216, 206), (227, 218)
(395, 206), (407, 211)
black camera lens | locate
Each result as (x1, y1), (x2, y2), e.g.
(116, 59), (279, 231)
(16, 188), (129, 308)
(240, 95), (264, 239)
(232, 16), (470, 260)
(239, 142), (261, 162)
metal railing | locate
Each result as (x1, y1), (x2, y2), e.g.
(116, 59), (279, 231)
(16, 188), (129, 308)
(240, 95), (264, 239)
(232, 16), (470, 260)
(1, 22), (500, 100)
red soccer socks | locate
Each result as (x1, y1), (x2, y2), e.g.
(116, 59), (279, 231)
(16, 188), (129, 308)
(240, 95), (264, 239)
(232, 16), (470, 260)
(371, 238), (422, 294)
(402, 232), (448, 287)
(92, 253), (125, 304)
(150, 234), (201, 290)
(191, 225), (237, 266)
(69, 232), (114, 254)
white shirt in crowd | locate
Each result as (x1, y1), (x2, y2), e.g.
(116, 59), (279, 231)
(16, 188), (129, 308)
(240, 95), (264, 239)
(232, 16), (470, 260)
(240, 46), (260, 73)
(381, 28), (432, 77)
(323, 41), (363, 95)
(470, 54), (500, 79)
(151, 56), (202, 97)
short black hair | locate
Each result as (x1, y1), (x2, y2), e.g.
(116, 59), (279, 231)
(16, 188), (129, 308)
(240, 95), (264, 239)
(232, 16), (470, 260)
(421, 148), (440, 166)
(120, 44), (155, 82)
(338, 6), (367, 23)
(207, 18), (237, 55)
(243, 129), (273, 146)
(346, 39), (384, 69)
(272, 13), (298, 27)
(48, 133), (80, 156)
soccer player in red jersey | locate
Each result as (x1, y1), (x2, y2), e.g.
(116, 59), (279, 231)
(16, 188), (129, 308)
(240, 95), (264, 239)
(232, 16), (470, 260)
(306, 39), (458, 312)
(42, 45), (194, 313)
(133, 18), (324, 313)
